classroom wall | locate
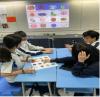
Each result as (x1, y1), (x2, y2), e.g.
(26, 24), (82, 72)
(0, 0), (99, 37)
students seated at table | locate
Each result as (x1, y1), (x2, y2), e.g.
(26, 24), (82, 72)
(3, 34), (33, 64)
(0, 47), (35, 87)
(14, 31), (52, 56)
(52, 43), (99, 96)
(65, 30), (99, 50)
(51, 43), (99, 77)
(2, 34), (51, 95)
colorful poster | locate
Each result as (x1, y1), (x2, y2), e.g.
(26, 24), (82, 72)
(26, 2), (69, 29)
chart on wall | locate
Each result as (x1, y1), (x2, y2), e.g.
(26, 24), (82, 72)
(26, 2), (69, 29)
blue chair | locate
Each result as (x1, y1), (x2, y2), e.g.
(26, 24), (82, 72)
(0, 77), (22, 96)
(0, 92), (12, 96)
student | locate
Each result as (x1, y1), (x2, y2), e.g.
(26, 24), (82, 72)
(14, 31), (52, 56)
(65, 30), (99, 50)
(71, 43), (99, 96)
(0, 47), (35, 86)
(52, 43), (99, 95)
(51, 43), (99, 74)
(82, 30), (99, 49)
(2, 34), (49, 95)
(71, 43), (99, 77)
(3, 34), (34, 68)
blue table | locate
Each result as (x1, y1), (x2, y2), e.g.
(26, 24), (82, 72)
(56, 65), (99, 95)
(56, 69), (99, 89)
(15, 48), (57, 96)
(56, 48), (99, 95)
(15, 63), (57, 82)
(56, 48), (72, 58)
(15, 48), (57, 82)
(15, 64), (57, 96)
(15, 48), (99, 96)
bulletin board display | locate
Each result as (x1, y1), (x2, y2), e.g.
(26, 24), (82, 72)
(26, 2), (69, 29)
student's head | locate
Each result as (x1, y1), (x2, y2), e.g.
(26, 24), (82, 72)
(82, 30), (99, 44)
(0, 47), (12, 62)
(72, 43), (99, 64)
(14, 31), (27, 41)
(3, 34), (21, 50)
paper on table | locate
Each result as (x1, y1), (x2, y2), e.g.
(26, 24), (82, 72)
(31, 61), (58, 70)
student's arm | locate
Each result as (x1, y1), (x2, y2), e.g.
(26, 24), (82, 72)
(0, 69), (23, 77)
(15, 49), (30, 57)
(72, 51), (99, 77)
(65, 44), (73, 51)
(0, 68), (35, 77)
(41, 48), (53, 54)
(72, 62), (99, 77)
(18, 47), (43, 56)
(51, 57), (73, 63)
(27, 42), (44, 51)
(27, 41), (52, 54)
(11, 53), (25, 69)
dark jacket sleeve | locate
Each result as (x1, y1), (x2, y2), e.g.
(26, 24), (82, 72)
(72, 62), (99, 77)
(51, 57), (73, 63)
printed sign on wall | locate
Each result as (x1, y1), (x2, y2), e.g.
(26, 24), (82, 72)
(0, 6), (8, 28)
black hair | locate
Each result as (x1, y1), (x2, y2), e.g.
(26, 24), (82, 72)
(3, 34), (21, 49)
(0, 47), (12, 62)
(72, 43), (99, 65)
(14, 31), (27, 38)
(82, 30), (99, 40)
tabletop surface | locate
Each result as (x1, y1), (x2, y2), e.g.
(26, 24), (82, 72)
(56, 68), (99, 88)
(15, 48), (99, 89)
(56, 48), (72, 58)
(15, 48), (58, 82)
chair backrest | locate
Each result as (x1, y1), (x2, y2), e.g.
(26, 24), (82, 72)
(0, 77), (11, 91)
(0, 77), (21, 96)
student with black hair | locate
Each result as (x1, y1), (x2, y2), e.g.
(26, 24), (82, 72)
(82, 30), (99, 49)
(3, 34), (34, 68)
(71, 43), (99, 77)
(14, 31), (44, 50)
(14, 31), (52, 56)
(71, 43), (99, 96)
(2, 34), (51, 95)
(52, 43), (99, 95)
(0, 47), (35, 86)
(52, 43), (99, 77)
(65, 30), (99, 50)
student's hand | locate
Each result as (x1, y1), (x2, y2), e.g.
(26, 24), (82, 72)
(42, 57), (51, 63)
(20, 56), (27, 62)
(65, 44), (73, 48)
(24, 68), (35, 74)
(65, 44), (73, 51)
(42, 48), (53, 54)
(27, 57), (35, 62)
(78, 51), (90, 63)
